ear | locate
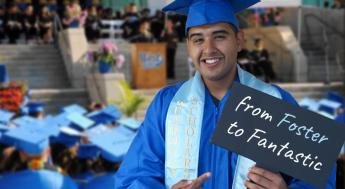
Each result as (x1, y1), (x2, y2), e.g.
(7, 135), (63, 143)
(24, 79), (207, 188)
(236, 30), (245, 52)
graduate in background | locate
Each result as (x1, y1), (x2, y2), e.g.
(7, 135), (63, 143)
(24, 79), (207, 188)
(114, 0), (336, 188)
(0, 126), (78, 189)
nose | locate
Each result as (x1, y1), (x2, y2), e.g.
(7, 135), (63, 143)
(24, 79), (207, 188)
(202, 38), (217, 55)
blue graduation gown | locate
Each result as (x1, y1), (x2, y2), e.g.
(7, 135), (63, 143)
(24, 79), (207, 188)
(336, 112), (345, 123)
(74, 172), (95, 189)
(115, 82), (336, 189)
(81, 172), (116, 189)
(0, 170), (78, 189)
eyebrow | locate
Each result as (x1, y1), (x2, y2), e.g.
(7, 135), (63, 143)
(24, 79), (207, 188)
(188, 29), (231, 39)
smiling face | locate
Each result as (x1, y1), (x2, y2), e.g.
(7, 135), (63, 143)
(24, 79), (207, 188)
(187, 23), (243, 84)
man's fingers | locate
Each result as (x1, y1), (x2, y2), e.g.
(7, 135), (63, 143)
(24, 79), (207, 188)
(244, 180), (266, 189)
(249, 166), (279, 182)
(192, 172), (211, 188)
(247, 172), (272, 188)
(172, 180), (192, 189)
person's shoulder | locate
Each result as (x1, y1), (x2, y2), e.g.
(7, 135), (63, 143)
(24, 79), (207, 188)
(271, 84), (298, 106)
(146, 81), (185, 112)
(28, 170), (77, 188)
(154, 82), (185, 100)
(83, 173), (116, 189)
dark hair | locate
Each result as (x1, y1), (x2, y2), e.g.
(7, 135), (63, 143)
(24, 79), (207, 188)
(100, 157), (120, 172)
(0, 150), (26, 173)
(254, 38), (262, 46)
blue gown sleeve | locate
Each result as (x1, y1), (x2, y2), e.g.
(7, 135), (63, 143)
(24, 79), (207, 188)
(273, 85), (337, 189)
(115, 85), (181, 189)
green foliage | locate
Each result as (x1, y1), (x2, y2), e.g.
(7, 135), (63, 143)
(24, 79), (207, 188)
(112, 80), (145, 117)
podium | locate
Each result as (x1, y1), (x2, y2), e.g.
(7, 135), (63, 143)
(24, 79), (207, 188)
(131, 43), (166, 89)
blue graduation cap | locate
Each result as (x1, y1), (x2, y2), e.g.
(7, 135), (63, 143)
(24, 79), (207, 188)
(13, 116), (60, 137)
(87, 126), (136, 163)
(41, 116), (62, 137)
(3, 126), (50, 155)
(162, 0), (260, 32)
(52, 112), (71, 127)
(0, 109), (15, 125)
(0, 64), (9, 83)
(117, 118), (142, 130)
(66, 112), (95, 131)
(21, 102), (45, 115)
(298, 97), (320, 112)
(13, 116), (41, 128)
(77, 144), (100, 160)
(326, 91), (344, 104)
(318, 99), (342, 116)
(50, 132), (81, 148)
(87, 105), (122, 125)
(0, 123), (9, 132)
(62, 104), (87, 115)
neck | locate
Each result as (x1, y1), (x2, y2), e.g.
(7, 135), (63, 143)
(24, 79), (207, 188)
(203, 67), (237, 100)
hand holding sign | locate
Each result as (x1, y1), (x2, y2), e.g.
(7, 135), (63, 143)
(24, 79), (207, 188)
(171, 172), (211, 189)
(211, 82), (345, 188)
(245, 166), (288, 189)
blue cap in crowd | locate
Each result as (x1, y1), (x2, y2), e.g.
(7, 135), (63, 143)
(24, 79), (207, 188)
(87, 105), (122, 125)
(13, 116), (41, 128)
(87, 126), (136, 163)
(299, 97), (320, 112)
(3, 126), (50, 155)
(0, 64), (9, 83)
(67, 112), (95, 131)
(52, 112), (71, 127)
(21, 102), (45, 115)
(0, 109), (15, 125)
(318, 99), (342, 115)
(162, 0), (260, 32)
(117, 118), (142, 130)
(77, 144), (100, 160)
(62, 104), (87, 115)
(0, 123), (9, 132)
(326, 91), (344, 105)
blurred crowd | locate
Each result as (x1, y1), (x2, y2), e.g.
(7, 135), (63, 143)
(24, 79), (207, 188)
(0, 0), (187, 45)
(0, 0), (344, 45)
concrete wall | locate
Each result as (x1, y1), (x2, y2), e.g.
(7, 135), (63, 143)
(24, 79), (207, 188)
(58, 28), (90, 88)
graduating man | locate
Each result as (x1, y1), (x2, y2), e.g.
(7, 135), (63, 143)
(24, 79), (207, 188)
(115, 0), (337, 188)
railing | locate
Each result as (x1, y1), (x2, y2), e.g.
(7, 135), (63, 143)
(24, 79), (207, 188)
(304, 13), (344, 42)
(100, 20), (124, 39)
(303, 13), (345, 83)
(322, 28), (330, 83)
(335, 49), (345, 73)
(53, 14), (73, 56)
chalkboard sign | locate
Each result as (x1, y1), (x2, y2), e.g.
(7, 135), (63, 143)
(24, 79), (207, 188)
(211, 82), (345, 188)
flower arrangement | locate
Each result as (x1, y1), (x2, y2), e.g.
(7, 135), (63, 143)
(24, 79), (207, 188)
(88, 41), (125, 74)
(0, 81), (28, 113)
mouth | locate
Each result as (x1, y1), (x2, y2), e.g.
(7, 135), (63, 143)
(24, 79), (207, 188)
(200, 57), (222, 66)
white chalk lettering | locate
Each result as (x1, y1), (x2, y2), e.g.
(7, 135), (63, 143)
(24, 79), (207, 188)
(277, 113), (328, 144)
(245, 129), (323, 171)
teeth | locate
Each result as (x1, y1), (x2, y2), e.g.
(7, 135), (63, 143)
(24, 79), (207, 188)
(205, 58), (219, 64)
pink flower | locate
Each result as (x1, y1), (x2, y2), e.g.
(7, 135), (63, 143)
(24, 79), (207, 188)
(101, 41), (118, 53)
(116, 54), (125, 69)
